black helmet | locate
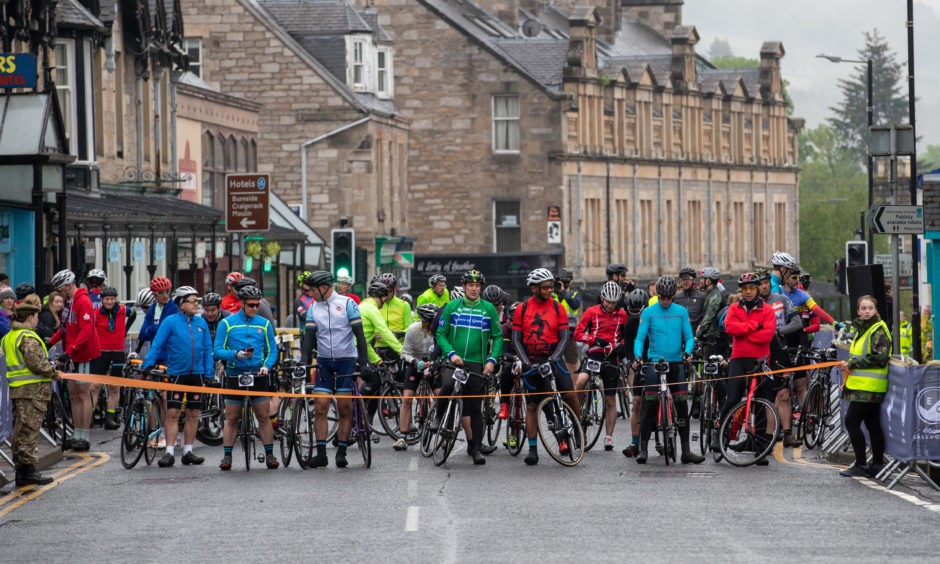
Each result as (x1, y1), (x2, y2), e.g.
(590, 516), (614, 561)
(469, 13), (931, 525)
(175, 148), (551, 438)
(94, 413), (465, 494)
(100, 286), (118, 298)
(14, 282), (36, 300)
(799, 272), (812, 290)
(506, 301), (522, 321)
(461, 270), (485, 285)
(678, 267), (697, 279)
(737, 272), (760, 286)
(203, 292), (223, 307)
(754, 267), (772, 282)
(557, 268), (573, 283)
(626, 289), (648, 314)
(481, 284), (504, 304)
(368, 281), (390, 298)
(606, 263), (628, 277)
(237, 285), (263, 301)
(416, 303), (439, 323)
(656, 275), (677, 298)
(429, 274), (446, 286)
(233, 277), (257, 290)
(304, 270), (334, 287)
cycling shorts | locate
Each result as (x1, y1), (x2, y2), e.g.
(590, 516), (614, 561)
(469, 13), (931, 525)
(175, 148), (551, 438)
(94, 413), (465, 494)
(641, 361), (687, 400)
(522, 358), (573, 400)
(224, 373), (271, 406)
(167, 373), (204, 410)
(403, 363), (439, 392)
(578, 352), (621, 396)
(91, 351), (126, 377)
(314, 357), (357, 394)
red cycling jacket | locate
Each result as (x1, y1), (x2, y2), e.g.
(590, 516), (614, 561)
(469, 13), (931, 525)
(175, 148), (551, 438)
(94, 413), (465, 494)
(49, 287), (101, 363)
(94, 304), (129, 352)
(574, 304), (629, 356)
(221, 293), (241, 314)
(724, 299), (776, 359)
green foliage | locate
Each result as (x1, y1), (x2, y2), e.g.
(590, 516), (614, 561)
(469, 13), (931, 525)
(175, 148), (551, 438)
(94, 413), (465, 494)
(917, 144), (940, 172)
(709, 55), (758, 69)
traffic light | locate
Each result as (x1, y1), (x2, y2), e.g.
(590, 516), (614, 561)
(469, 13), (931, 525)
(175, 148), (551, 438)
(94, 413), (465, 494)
(331, 229), (355, 280)
(835, 258), (847, 295)
(845, 240), (867, 268)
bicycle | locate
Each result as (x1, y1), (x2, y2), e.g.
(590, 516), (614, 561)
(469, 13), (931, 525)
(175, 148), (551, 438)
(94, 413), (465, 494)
(224, 371), (270, 471)
(408, 364), (437, 454)
(430, 363), (470, 467)
(579, 358), (608, 452)
(375, 361), (405, 439)
(482, 367), (503, 448)
(615, 364), (632, 420)
(288, 363), (338, 469)
(645, 358), (678, 465)
(717, 359), (781, 467)
(692, 355), (723, 456)
(120, 360), (166, 469)
(530, 362), (585, 467)
(43, 380), (73, 450)
(343, 372), (373, 468)
(502, 360), (526, 456)
(797, 345), (839, 450)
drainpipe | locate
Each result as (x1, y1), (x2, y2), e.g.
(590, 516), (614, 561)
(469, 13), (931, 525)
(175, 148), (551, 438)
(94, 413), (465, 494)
(171, 70), (181, 180)
(631, 163), (638, 275)
(678, 166), (684, 268)
(657, 167), (663, 274)
(606, 161), (611, 265)
(153, 66), (164, 177)
(301, 116), (372, 220)
(135, 74), (143, 178)
(707, 169), (713, 266)
(576, 161), (583, 280)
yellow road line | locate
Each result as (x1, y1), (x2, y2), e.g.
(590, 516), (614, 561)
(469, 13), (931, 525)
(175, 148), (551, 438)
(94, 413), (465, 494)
(773, 442), (799, 465)
(0, 452), (91, 508)
(792, 446), (846, 470)
(0, 452), (110, 518)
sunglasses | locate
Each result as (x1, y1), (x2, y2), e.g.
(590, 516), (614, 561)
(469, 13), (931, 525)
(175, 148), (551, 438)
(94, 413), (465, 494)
(538, 284), (554, 290)
(244, 302), (261, 308)
(183, 298), (201, 304)
(789, 274), (800, 279)
(153, 289), (170, 295)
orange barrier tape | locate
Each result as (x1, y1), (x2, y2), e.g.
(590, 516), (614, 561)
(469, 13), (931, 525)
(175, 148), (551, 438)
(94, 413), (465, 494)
(58, 359), (847, 401)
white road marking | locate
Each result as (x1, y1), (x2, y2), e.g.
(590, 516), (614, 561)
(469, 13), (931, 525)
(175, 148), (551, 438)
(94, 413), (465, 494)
(405, 506), (420, 531)
(856, 477), (940, 513)
(409, 457), (418, 472)
(408, 479), (417, 498)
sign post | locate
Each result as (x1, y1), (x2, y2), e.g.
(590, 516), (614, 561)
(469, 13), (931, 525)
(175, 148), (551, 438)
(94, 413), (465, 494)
(867, 205), (924, 235)
(226, 174), (270, 232)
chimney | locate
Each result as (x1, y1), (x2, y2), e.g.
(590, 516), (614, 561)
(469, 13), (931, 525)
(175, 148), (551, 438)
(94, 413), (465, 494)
(564, 6), (601, 78)
(621, 0), (683, 39)
(759, 41), (785, 102)
(670, 25), (699, 91)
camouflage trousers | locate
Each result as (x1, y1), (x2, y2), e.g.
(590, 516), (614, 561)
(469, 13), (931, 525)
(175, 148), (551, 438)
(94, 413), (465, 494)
(10, 382), (52, 468)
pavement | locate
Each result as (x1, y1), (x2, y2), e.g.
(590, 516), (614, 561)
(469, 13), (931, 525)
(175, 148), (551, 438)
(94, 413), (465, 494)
(0, 440), (63, 489)
(1, 420), (938, 562)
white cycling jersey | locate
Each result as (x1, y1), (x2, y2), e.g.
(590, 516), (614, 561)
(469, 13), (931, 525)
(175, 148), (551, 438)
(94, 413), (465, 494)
(305, 291), (361, 359)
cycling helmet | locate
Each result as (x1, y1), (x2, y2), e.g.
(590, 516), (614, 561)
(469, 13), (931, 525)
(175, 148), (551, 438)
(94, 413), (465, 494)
(378, 272), (398, 291)
(233, 277), (257, 290)
(678, 267), (697, 279)
(506, 301), (522, 321)
(172, 286), (198, 305)
(700, 267), (721, 281)
(460, 270), (485, 285)
(15, 283), (36, 300)
(225, 272), (244, 286)
(799, 272), (812, 290)
(737, 272), (760, 286)
(450, 286), (465, 301)
(203, 292), (222, 307)
(605, 263), (628, 277)
(337, 275), (354, 285)
(297, 270), (311, 287)
(626, 289), (648, 314)
(429, 274), (446, 286)
(368, 281), (390, 298)
(401, 293), (414, 308)
(754, 267), (772, 281)
(599, 281), (623, 303)
(304, 270), (334, 288)
(100, 286), (118, 298)
(237, 285), (263, 301)
(51, 269), (76, 290)
(416, 303), (439, 323)
(557, 268), (573, 283)
(482, 285), (504, 304)
(526, 268), (554, 286)
(150, 276), (172, 292)
(655, 275), (678, 298)
(500, 289), (512, 306)
(770, 251), (798, 270)
(136, 288), (154, 309)
(86, 268), (107, 284)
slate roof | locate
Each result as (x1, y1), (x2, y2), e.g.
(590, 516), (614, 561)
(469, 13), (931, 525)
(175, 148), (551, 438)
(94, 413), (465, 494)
(55, 0), (106, 30)
(698, 68), (762, 97)
(99, 0), (116, 26)
(612, 19), (671, 57)
(358, 9), (392, 43)
(68, 192), (222, 220)
(294, 34), (347, 82)
(259, 0), (371, 35)
(604, 55), (673, 85)
(493, 38), (568, 89)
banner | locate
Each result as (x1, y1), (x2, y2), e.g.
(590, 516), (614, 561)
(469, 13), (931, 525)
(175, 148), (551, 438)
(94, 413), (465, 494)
(0, 351), (13, 443)
(883, 362), (940, 463)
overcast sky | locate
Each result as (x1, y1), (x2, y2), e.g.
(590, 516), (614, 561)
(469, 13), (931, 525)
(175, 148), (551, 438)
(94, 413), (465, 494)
(684, 0), (940, 148)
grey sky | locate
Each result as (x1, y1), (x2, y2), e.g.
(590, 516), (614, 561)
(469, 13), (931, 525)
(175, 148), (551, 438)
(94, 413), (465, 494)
(683, 0), (940, 148)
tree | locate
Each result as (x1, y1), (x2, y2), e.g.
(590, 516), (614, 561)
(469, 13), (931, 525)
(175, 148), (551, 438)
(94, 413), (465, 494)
(827, 29), (908, 164)
(917, 144), (940, 173)
(708, 37), (733, 60)
(710, 56), (794, 116)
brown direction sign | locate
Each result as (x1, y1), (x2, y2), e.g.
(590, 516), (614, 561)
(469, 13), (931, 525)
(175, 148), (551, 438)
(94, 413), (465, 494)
(226, 173), (270, 232)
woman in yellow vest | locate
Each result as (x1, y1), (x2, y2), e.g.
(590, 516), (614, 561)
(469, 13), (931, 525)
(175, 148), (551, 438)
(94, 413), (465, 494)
(3, 301), (63, 486)
(840, 295), (891, 478)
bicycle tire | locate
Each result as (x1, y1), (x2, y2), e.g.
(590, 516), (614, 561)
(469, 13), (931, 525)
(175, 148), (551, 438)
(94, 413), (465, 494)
(120, 399), (146, 469)
(483, 387), (502, 447)
(505, 384), (525, 456)
(407, 390), (431, 446)
(799, 382), (826, 450)
(432, 400), (461, 467)
(617, 369), (631, 419)
(419, 411), (435, 458)
(144, 400), (160, 465)
(698, 384), (716, 456)
(196, 394), (224, 446)
(356, 396), (372, 468)
(241, 398), (252, 471)
(581, 382), (605, 452)
(44, 392), (70, 448)
(536, 397), (584, 467)
(378, 385), (403, 440)
(719, 397), (780, 467)
(277, 400), (293, 467)
(292, 398), (315, 469)
(665, 399), (678, 464)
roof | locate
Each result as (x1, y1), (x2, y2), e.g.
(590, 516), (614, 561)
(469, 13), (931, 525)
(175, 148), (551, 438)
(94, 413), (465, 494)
(493, 38), (568, 90)
(293, 34), (347, 83)
(258, 0), (371, 35)
(357, 9), (392, 43)
(99, 0), (116, 26)
(178, 72), (263, 112)
(604, 54), (673, 85)
(611, 19), (672, 57)
(55, 0), (106, 31)
(67, 192), (223, 221)
(698, 68), (762, 97)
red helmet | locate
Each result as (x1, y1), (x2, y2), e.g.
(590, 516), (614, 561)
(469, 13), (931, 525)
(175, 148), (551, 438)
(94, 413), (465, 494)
(737, 272), (760, 286)
(225, 272), (244, 285)
(150, 276), (172, 292)
(378, 272), (398, 291)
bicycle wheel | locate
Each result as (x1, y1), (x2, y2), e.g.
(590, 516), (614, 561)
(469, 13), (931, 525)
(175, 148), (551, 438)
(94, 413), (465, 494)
(378, 385), (403, 440)
(144, 401), (160, 465)
(196, 393), (224, 447)
(536, 397), (585, 467)
(662, 399), (678, 465)
(719, 397), (779, 467)
(505, 385), (525, 456)
(432, 400), (461, 467)
(617, 370), (631, 420)
(581, 383), (605, 452)
(407, 391), (431, 446)
(292, 399), (315, 469)
(277, 400), (293, 467)
(44, 392), (71, 448)
(120, 399), (146, 469)
(355, 396), (372, 468)
(483, 388), (502, 447)
(241, 399), (252, 471)
(698, 384), (716, 455)
(799, 382), (826, 450)
(325, 398), (340, 442)
(419, 410), (435, 458)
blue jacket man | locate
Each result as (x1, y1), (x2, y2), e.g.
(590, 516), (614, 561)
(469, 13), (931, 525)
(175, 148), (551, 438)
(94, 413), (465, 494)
(214, 309), (278, 375)
(143, 310), (214, 378)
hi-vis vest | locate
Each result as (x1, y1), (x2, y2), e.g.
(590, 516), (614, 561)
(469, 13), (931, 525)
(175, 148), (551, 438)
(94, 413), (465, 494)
(845, 320), (891, 393)
(2, 328), (51, 387)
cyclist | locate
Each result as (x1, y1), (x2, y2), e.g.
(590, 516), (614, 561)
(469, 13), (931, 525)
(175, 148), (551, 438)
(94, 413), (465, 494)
(574, 281), (628, 451)
(395, 303), (441, 450)
(48, 269), (101, 451)
(632, 276), (703, 464)
(603, 263), (637, 304)
(201, 292), (231, 342)
(221, 272), (244, 313)
(780, 265), (825, 411)
(336, 275), (361, 304)
(674, 267), (706, 334)
(769, 251), (797, 295)
(293, 271), (316, 329)
(497, 301), (521, 424)
(215, 285), (279, 470)
(621, 288), (648, 457)
(139, 276), (178, 350)
(757, 268), (803, 448)
(512, 268), (573, 466)
(718, 272), (776, 464)
(436, 270), (502, 465)
(694, 267), (726, 358)
(417, 274), (450, 308)
(356, 280), (402, 369)
(299, 271), (373, 468)
(86, 268), (107, 310)
(143, 286), (212, 467)
(232, 277), (276, 324)
(553, 268), (583, 375)
(92, 286), (136, 430)
(378, 272), (413, 344)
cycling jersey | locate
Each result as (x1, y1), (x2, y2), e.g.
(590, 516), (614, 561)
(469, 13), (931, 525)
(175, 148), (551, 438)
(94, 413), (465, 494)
(49, 287), (101, 363)
(401, 321), (435, 364)
(89, 289), (102, 310)
(762, 293), (801, 334)
(214, 310), (278, 374)
(380, 296), (413, 339)
(553, 289), (582, 328)
(574, 304), (627, 356)
(724, 299), (776, 359)
(696, 287), (726, 343)
(770, 272), (783, 295)
(416, 287), (450, 308)
(784, 287), (817, 312)
(438, 297), (503, 365)
(140, 300), (179, 343)
(220, 293), (241, 314)
(94, 304), (135, 352)
(295, 294), (315, 320)
(305, 291), (361, 360)
(337, 292), (361, 304)
(144, 313), (213, 378)
(633, 301), (693, 362)
(204, 309), (231, 342)
(674, 287), (706, 329)
(513, 297), (567, 358)
(359, 298), (401, 363)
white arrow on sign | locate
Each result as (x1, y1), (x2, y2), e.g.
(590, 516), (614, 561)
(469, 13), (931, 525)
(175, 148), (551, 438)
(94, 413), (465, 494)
(240, 217), (256, 228)
(867, 205), (924, 235)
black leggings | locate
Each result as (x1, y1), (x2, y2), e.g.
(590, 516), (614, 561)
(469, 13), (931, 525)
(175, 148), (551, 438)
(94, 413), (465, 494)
(844, 401), (884, 468)
(498, 362), (515, 396)
(437, 362), (485, 449)
(640, 397), (691, 445)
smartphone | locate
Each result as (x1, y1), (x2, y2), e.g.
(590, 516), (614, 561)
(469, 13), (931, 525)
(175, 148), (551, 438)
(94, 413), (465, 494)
(245, 347), (254, 356)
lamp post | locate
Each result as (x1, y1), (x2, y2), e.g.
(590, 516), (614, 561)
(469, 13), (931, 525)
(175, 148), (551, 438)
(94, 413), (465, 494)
(817, 54), (874, 264)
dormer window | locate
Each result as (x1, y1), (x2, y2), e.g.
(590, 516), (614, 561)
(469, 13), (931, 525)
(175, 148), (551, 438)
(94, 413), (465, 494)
(349, 36), (371, 91)
(376, 47), (393, 98)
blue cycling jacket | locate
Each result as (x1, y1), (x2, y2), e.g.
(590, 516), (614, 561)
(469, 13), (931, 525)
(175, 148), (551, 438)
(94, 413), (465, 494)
(140, 300), (179, 344)
(143, 313), (213, 378)
(213, 310), (278, 374)
(633, 301), (694, 361)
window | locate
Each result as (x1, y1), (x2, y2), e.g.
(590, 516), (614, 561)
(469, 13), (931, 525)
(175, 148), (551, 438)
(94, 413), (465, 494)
(492, 94), (520, 153)
(753, 202), (765, 263)
(249, 140), (257, 170)
(376, 48), (392, 98)
(615, 199), (629, 263)
(714, 201), (723, 264)
(54, 41), (76, 154)
(641, 199), (653, 265)
(202, 131), (214, 207)
(688, 200), (703, 263)
(115, 51), (125, 158)
(775, 203), (787, 250)
(665, 199), (674, 266)
(184, 38), (203, 79)
(238, 138), (248, 172)
(352, 39), (368, 89)
(584, 198), (603, 267)
(733, 202), (745, 262)
(494, 200), (521, 252)
(226, 135), (237, 169)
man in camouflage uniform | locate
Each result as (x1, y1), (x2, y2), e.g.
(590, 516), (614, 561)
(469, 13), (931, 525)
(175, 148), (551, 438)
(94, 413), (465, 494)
(2, 302), (62, 486)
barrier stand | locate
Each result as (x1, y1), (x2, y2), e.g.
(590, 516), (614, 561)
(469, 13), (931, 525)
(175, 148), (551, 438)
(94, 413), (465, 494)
(886, 460), (940, 491)
(0, 441), (14, 467)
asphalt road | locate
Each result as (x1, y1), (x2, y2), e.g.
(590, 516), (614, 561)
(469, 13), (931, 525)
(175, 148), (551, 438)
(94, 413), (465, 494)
(1, 420), (938, 563)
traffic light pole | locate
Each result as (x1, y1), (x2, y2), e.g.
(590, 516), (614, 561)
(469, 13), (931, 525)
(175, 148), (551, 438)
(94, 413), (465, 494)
(907, 0), (922, 362)
(890, 156), (901, 354)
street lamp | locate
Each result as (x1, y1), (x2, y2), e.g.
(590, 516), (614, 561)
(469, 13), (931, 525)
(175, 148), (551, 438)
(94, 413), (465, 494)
(817, 53), (874, 263)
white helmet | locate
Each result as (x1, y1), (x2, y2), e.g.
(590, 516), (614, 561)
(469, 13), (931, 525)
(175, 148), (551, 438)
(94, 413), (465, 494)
(526, 268), (554, 286)
(172, 286), (199, 306)
(51, 269), (76, 290)
(770, 251), (798, 270)
(599, 281), (623, 303)
(450, 286), (465, 301)
(86, 268), (107, 283)
(136, 288), (154, 309)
